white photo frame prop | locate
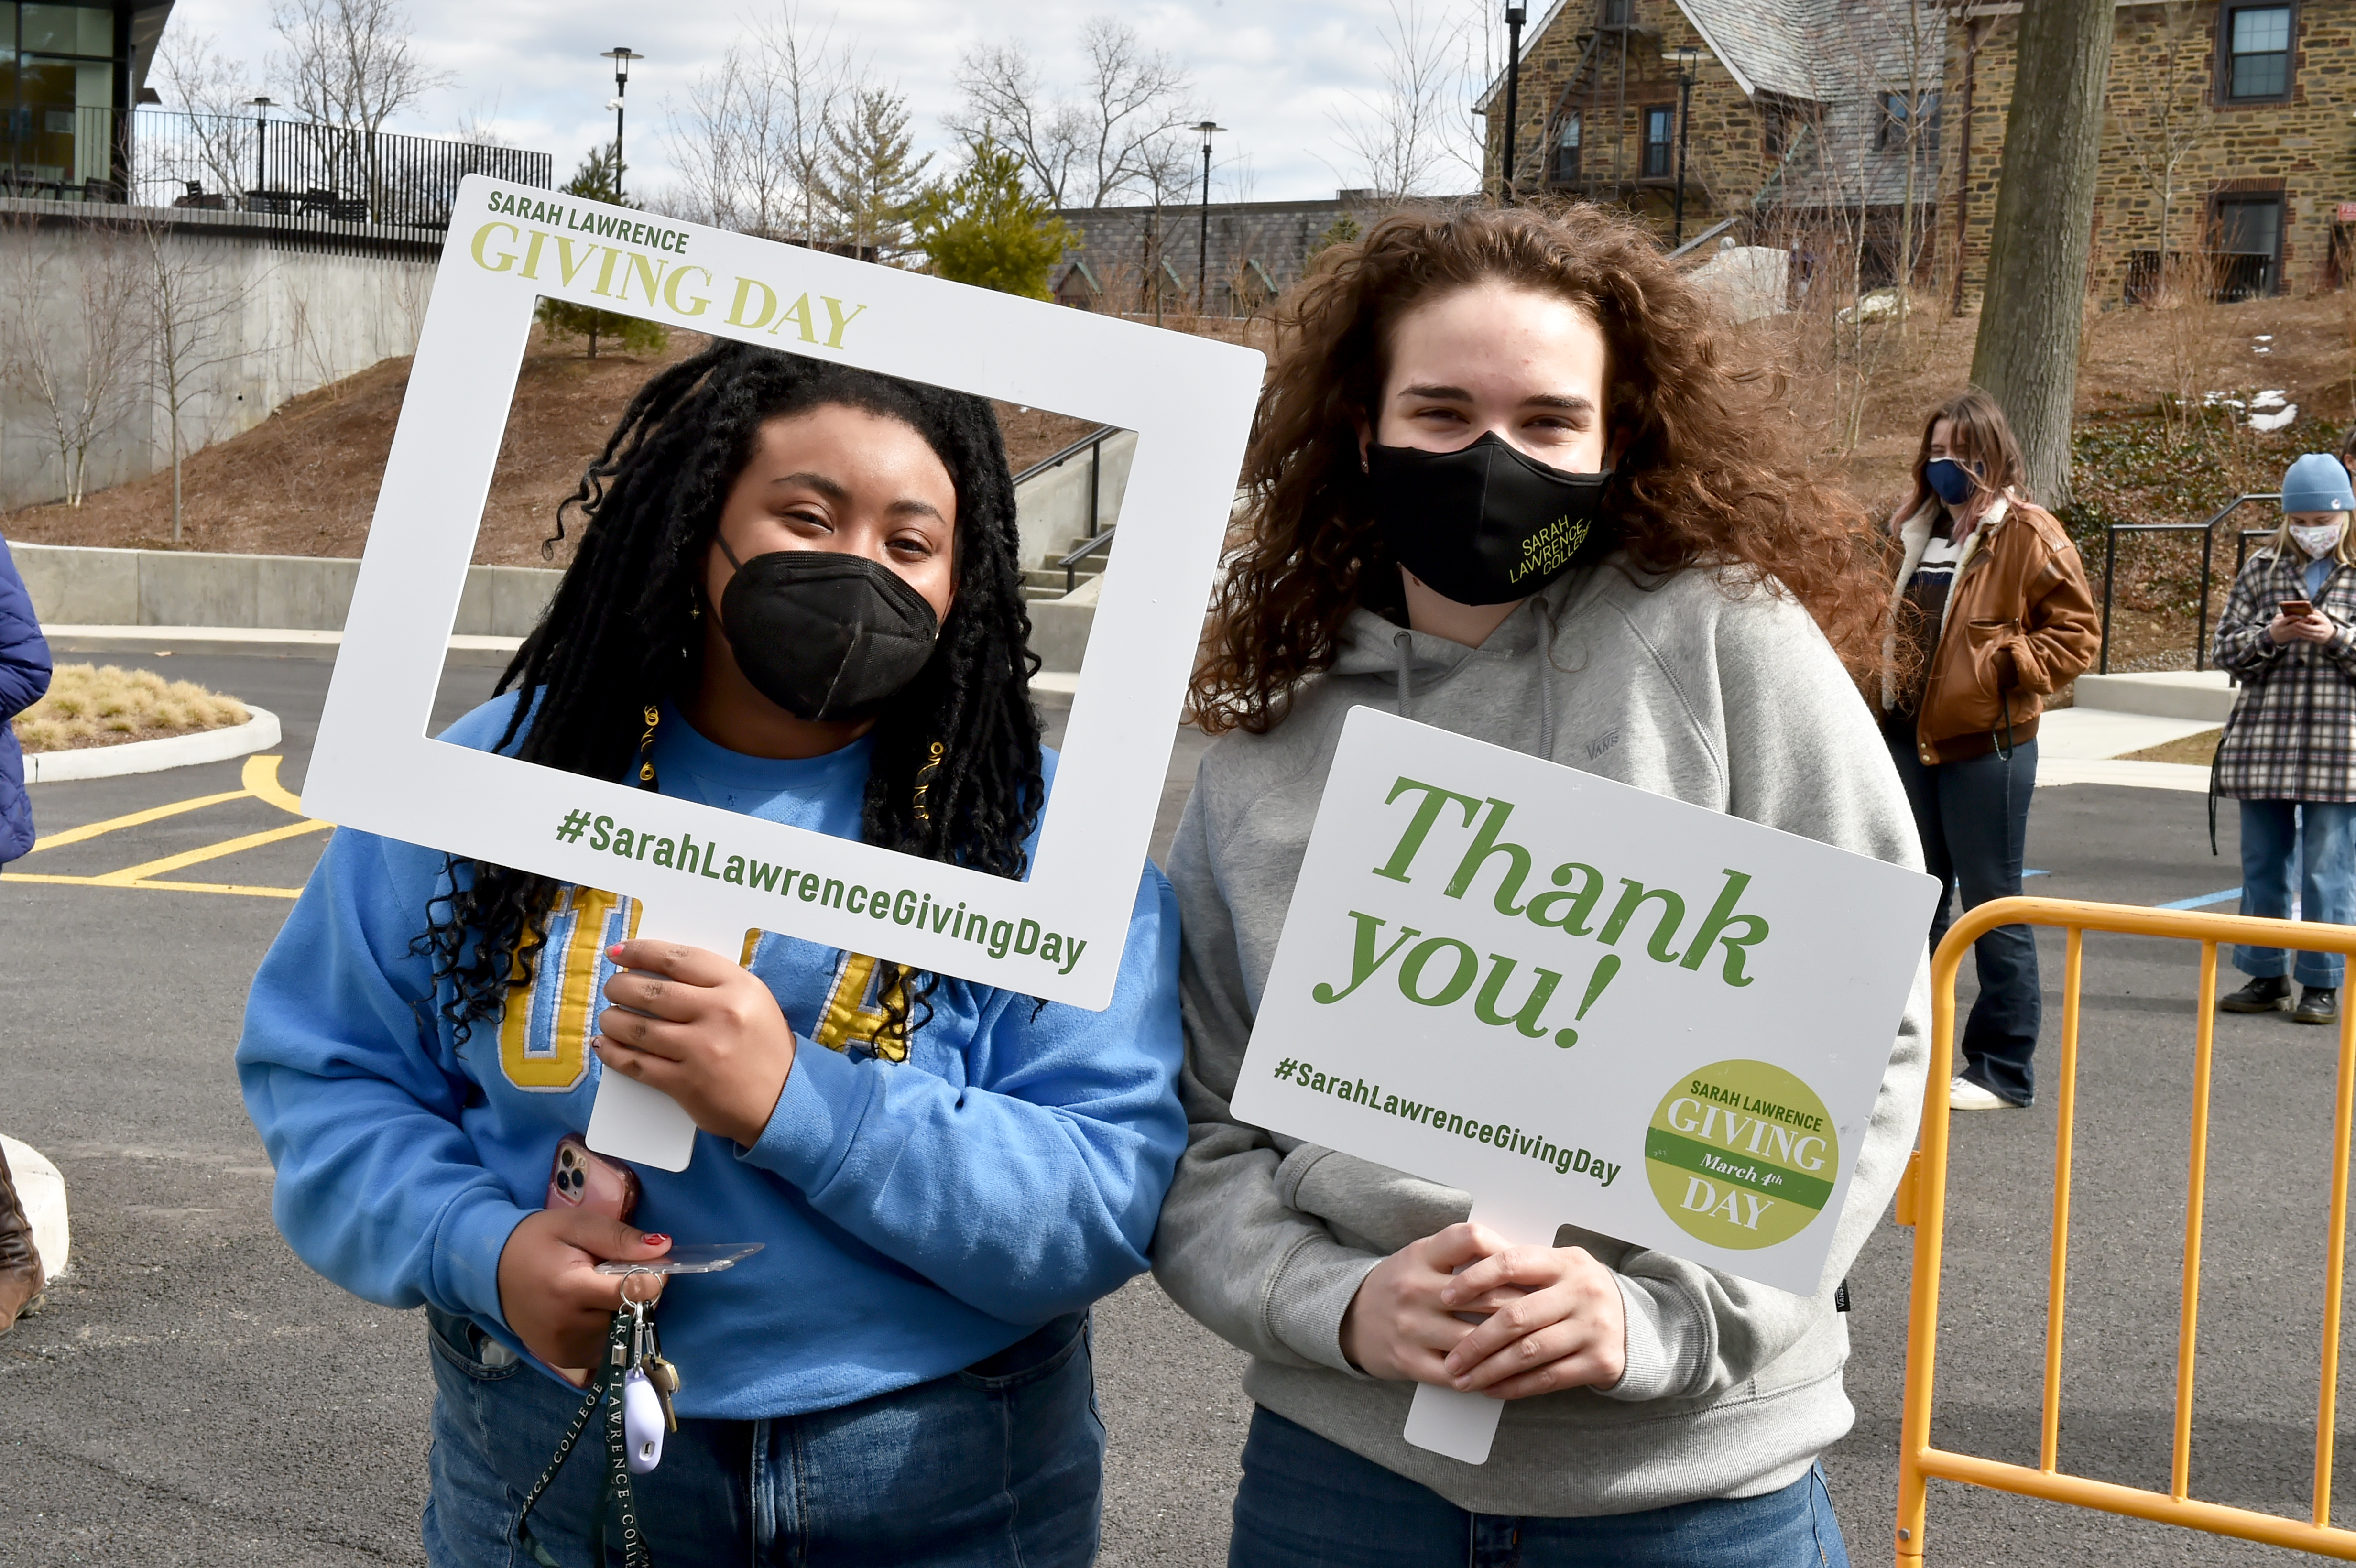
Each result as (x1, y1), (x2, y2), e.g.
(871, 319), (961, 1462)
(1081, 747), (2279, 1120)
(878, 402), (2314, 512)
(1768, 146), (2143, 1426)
(304, 176), (1262, 1171)
(1230, 708), (1939, 1463)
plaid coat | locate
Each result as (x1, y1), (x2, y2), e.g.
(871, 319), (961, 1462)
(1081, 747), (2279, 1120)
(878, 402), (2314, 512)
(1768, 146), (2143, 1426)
(2213, 546), (2356, 801)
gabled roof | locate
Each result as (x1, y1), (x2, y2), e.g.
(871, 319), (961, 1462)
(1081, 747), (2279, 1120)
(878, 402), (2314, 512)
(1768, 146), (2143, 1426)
(1675, 0), (1831, 99)
(1481, 0), (1928, 109)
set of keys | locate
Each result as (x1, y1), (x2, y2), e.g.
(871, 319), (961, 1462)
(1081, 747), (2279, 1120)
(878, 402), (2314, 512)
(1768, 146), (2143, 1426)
(617, 1289), (682, 1472)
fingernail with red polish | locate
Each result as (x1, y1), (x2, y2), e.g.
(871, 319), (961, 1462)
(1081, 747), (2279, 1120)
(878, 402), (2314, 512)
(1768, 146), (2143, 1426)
(608, 944), (624, 959)
(642, 1233), (670, 1247)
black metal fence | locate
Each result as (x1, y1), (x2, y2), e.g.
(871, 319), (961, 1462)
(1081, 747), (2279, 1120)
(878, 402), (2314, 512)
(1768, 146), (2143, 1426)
(2096, 492), (2280, 674)
(0, 106), (551, 230)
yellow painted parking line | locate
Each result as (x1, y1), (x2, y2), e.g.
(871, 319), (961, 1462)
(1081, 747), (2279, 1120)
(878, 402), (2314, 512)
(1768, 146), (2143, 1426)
(0, 871), (303, 900)
(92, 819), (333, 885)
(9, 752), (328, 898)
(241, 754), (314, 819)
(27, 788), (252, 853)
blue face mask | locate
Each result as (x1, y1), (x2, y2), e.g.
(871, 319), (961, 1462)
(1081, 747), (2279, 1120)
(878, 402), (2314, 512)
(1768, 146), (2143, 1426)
(1925, 457), (1976, 507)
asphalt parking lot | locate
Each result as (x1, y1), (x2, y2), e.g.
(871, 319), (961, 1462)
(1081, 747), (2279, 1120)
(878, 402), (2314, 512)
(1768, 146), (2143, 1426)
(5, 644), (2346, 1566)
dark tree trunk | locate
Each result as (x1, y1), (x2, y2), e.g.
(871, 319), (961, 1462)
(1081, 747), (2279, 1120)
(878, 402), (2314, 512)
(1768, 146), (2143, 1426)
(1969, 0), (2114, 508)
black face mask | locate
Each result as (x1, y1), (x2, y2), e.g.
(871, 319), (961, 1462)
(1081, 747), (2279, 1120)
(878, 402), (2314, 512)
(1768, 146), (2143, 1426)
(712, 538), (941, 722)
(1367, 431), (1617, 607)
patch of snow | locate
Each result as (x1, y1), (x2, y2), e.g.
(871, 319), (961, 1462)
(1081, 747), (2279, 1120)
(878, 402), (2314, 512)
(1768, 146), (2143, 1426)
(2251, 403), (2300, 432)
(2257, 335), (2276, 342)
(2252, 390), (2289, 409)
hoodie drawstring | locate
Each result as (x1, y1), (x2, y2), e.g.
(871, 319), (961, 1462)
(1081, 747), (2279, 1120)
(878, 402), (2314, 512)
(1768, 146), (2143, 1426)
(1536, 612), (1557, 762)
(1394, 616), (1558, 760)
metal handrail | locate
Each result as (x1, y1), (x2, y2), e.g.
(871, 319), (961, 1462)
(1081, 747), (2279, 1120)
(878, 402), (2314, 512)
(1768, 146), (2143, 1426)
(1013, 424), (1123, 596)
(2096, 492), (2279, 675)
(1058, 527), (1118, 594)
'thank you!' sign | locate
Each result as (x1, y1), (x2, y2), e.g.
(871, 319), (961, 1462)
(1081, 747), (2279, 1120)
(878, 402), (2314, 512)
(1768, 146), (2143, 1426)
(1231, 707), (1937, 1462)
(303, 176), (1263, 1171)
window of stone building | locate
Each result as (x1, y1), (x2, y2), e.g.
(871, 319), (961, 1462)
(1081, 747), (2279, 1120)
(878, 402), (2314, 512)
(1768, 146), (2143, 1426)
(1600, 0), (1631, 25)
(2222, 3), (2294, 102)
(1554, 111), (1582, 182)
(1644, 104), (1673, 177)
(1760, 95), (1809, 161)
(2212, 191), (2283, 298)
(1877, 90), (1940, 151)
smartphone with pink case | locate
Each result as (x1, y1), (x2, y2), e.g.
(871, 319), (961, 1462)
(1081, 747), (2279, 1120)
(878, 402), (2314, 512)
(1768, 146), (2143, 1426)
(547, 1134), (641, 1222)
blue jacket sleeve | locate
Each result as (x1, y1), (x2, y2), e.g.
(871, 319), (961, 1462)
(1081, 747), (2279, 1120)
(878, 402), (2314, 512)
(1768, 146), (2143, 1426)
(235, 828), (529, 1330)
(740, 866), (1187, 1325)
(0, 533), (52, 722)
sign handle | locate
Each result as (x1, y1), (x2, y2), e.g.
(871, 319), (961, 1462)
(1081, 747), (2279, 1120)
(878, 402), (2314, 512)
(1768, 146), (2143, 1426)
(1401, 1192), (1562, 1465)
(583, 903), (750, 1173)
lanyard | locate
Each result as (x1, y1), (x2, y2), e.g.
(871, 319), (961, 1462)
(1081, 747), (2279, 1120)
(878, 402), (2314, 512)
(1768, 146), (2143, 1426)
(514, 1304), (654, 1568)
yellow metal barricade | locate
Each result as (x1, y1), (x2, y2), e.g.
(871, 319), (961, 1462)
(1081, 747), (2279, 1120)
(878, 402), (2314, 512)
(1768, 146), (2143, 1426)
(1898, 895), (2356, 1564)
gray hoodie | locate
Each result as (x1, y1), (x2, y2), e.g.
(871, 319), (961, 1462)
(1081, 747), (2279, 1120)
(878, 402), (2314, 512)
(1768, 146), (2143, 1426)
(1152, 558), (1931, 1517)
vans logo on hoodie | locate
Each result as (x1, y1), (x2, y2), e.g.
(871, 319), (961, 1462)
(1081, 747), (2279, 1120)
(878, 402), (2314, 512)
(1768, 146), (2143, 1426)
(1585, 728), (1622, 762)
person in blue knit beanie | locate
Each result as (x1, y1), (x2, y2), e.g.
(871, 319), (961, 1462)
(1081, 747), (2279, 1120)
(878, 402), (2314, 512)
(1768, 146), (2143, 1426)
(2214, 453), (2356, 1024)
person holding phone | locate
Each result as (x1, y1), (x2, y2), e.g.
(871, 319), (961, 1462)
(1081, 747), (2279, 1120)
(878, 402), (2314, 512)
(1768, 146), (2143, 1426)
(2213, 454), (2356, 1024)
(237, 345), (1185, 1565)
(1879, 392), (2098, 1112)
(1152, 205), (1930, 1566)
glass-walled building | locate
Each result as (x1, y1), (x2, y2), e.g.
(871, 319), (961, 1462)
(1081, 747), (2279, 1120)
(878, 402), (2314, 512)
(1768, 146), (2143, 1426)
(2, 2), (170, 197)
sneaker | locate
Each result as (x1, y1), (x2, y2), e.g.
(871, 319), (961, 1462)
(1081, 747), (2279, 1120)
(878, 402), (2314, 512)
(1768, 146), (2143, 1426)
(2219, 976), (2294, 1014)
(1949, 1075), (2024, 1111)
(2296, 987), (2340, 1026)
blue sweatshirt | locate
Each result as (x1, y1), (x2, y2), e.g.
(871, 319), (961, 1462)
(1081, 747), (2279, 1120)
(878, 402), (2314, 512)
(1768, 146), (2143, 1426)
(238, 694), (1186, 1419)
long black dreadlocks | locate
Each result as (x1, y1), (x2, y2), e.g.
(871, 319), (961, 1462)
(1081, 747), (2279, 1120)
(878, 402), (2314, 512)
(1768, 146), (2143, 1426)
(414, 340), (1045, 1045)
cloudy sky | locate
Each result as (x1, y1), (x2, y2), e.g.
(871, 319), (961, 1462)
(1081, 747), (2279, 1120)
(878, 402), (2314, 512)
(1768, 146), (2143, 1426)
(156, 0), (1504, 207)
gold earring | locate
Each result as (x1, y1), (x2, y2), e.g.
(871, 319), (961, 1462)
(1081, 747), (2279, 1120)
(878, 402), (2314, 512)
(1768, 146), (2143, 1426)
(636, 705), (661, 787)
(912, 740), (946, 823)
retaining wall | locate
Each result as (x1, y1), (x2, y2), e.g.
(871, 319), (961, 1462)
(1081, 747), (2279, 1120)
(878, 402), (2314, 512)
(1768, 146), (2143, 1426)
(13, 542), (559, 638)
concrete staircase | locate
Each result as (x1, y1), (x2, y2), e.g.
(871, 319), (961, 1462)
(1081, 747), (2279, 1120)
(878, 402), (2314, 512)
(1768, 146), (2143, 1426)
(1023, 532), (1113, 602)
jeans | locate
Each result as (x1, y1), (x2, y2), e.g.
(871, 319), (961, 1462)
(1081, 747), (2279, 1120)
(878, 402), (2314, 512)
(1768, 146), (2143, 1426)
(421, 1305), (1104, 1567)
(2235, 800), (2356, 988)
(1227, 1407), (1849, 1568)
(1886, 729), (2041, 1105)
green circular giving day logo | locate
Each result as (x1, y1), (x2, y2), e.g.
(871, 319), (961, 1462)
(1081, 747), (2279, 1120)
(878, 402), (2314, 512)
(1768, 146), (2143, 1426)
(1645, 1060), (1838, 1251)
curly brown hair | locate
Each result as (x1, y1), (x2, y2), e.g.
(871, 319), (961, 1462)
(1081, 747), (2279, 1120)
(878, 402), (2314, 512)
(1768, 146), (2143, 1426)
(1189, 202), (1893, 735)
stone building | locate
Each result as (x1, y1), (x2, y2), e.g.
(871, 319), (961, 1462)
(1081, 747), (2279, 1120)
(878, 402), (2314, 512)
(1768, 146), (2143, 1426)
(1481, 0), (1944, 284)
(1492, 0), (2356, 307)
(1945, 1), (2356, 305)
(1049, 193), (1410, 316)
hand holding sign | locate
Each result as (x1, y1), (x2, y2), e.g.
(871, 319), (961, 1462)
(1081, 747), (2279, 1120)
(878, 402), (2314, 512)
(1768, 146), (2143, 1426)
(303, 177), (1262, 1171)
(1231, 708), (1936, 1463)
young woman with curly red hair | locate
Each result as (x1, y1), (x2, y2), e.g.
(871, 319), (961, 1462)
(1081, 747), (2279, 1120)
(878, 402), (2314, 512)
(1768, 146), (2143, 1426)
(1151, 204), (1928, 1566)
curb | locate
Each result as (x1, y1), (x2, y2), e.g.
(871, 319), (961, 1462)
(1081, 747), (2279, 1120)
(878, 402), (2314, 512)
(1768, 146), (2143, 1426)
(23, 705), (281, 783)
(41, 625), (525, 667)
(0, 1135), (68, 1283)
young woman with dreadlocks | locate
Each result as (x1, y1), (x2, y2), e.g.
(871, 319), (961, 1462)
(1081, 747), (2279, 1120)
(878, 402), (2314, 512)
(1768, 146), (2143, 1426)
(237, 343), (1185, 1566)
(1150, 206), (1927, 1565)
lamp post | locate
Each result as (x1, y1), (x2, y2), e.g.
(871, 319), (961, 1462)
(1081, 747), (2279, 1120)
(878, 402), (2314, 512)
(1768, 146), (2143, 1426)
(251, 96), (272, 198)
(1195, 120), (1225, 312)
(1673, 45), (1698, 248)
(1502, 7), (1525, 204)
(601, 47), (643, 198)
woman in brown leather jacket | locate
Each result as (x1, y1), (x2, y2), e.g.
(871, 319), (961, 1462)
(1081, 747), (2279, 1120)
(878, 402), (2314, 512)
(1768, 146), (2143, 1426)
(1880, 391), (2099, 1111)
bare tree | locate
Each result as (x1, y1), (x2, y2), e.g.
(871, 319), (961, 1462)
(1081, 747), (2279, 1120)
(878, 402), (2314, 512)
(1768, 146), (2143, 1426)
(152, 29), (260, 203)
(667, 5), (851, 242)
(139, 224), (258, 544)
(268, 0), (452, 134)
(2108, 0), (2212, 305)
(1, 219), (142, 508)
(951, 42), (1084, 207)
(952, 19), (1195, 209)
(1327, 0), (1474, 199)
